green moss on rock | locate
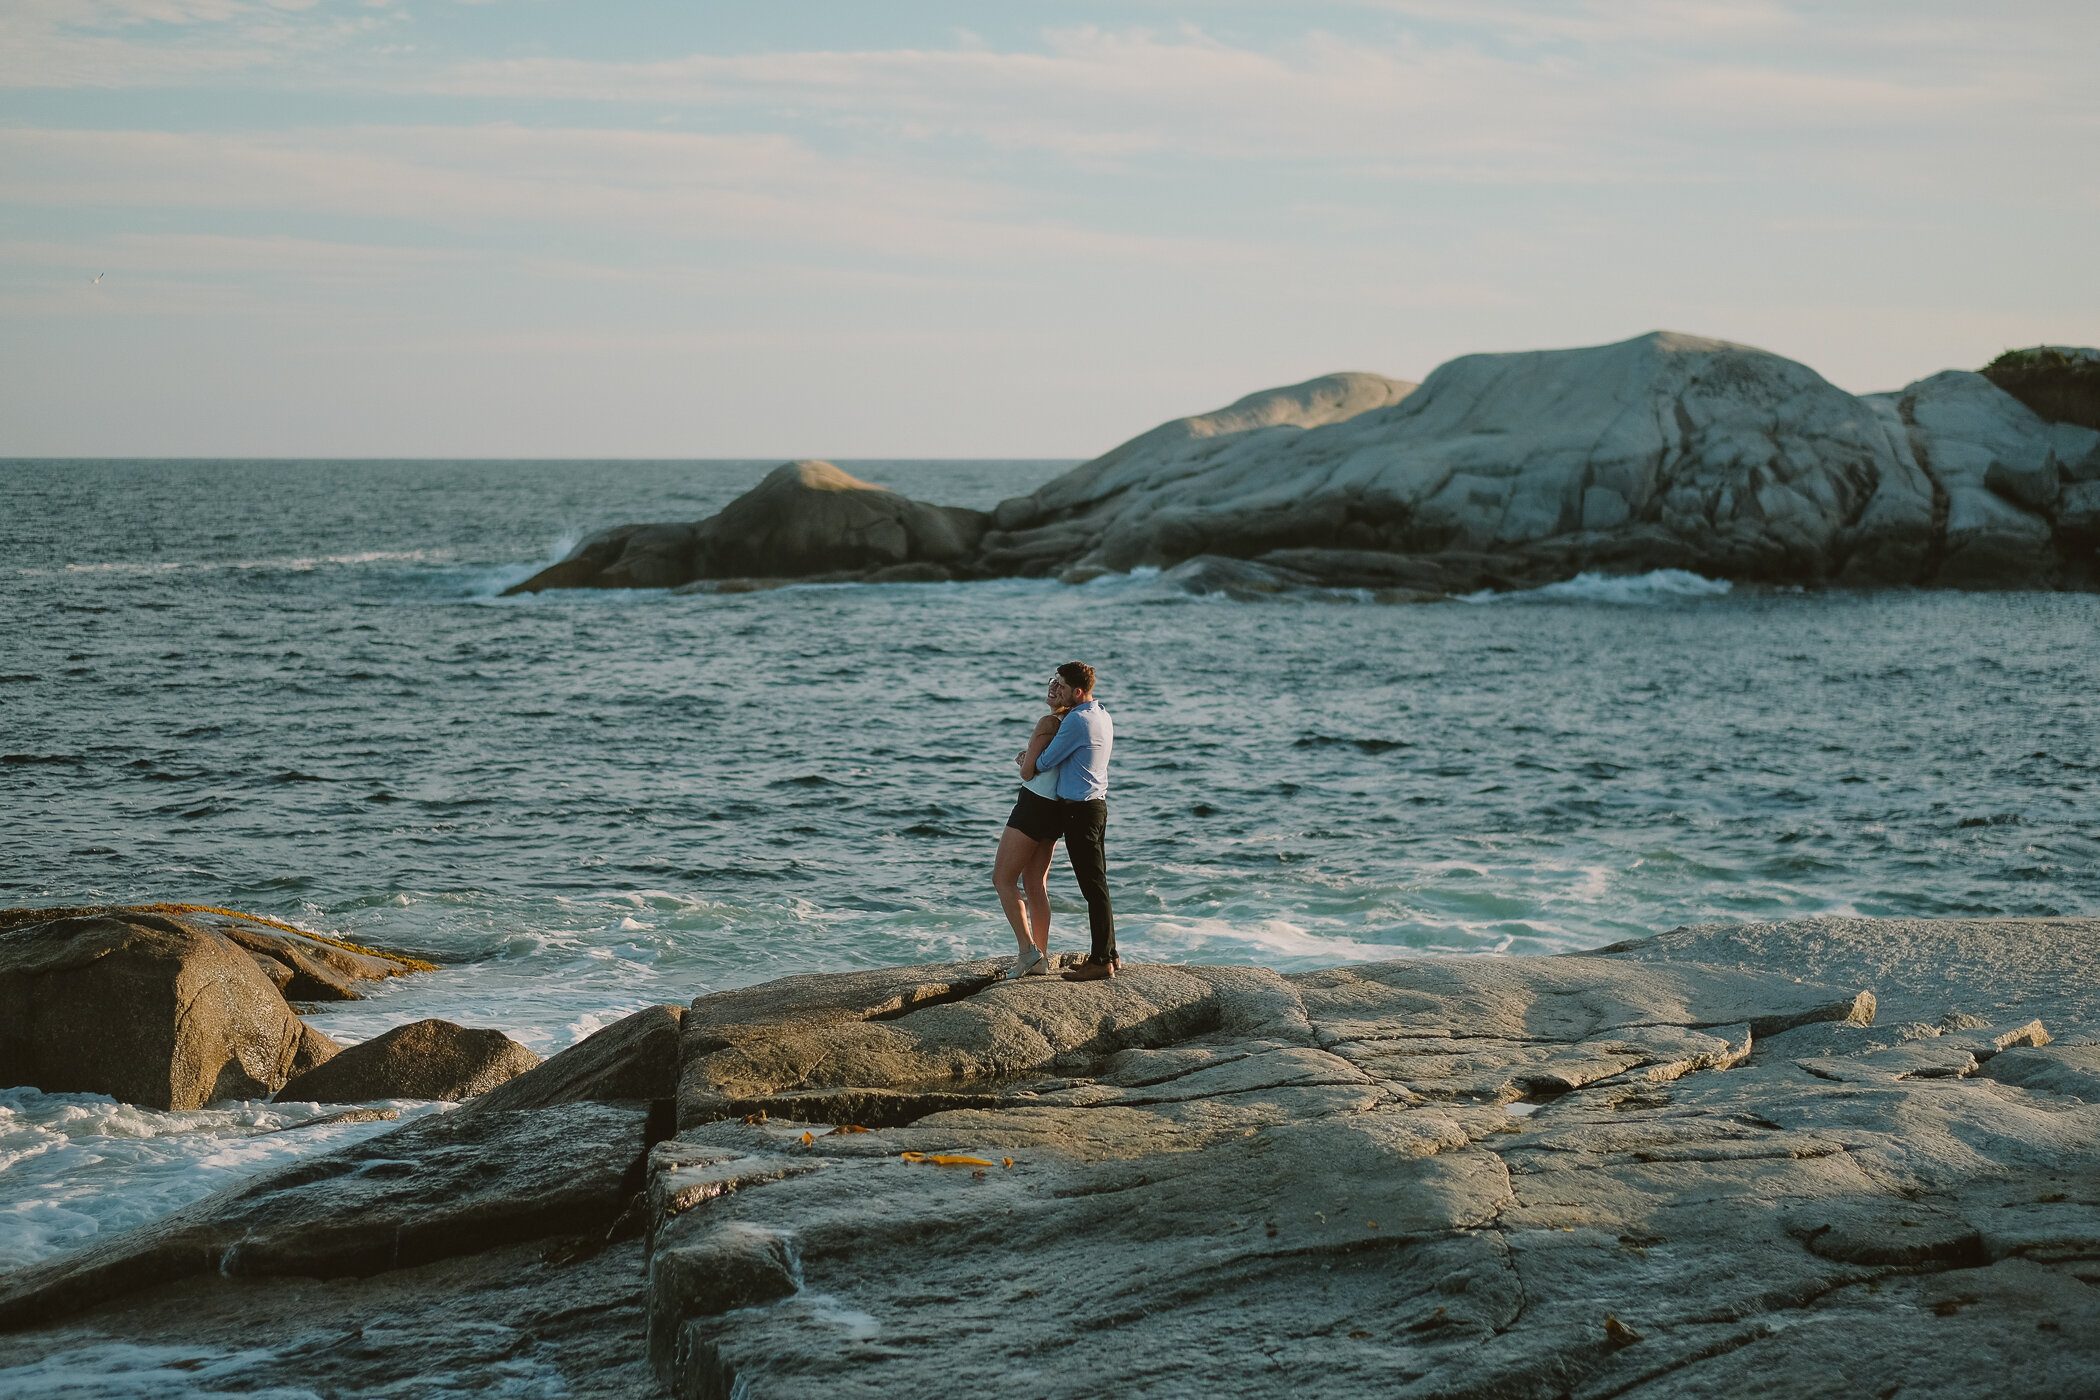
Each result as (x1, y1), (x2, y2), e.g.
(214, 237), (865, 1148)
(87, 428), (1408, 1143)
(1980, 346), (2100, 430)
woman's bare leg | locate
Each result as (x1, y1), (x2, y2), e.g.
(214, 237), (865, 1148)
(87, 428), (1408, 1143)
(1022, 838), (1057, 956)
(993, 825), (1046, 952)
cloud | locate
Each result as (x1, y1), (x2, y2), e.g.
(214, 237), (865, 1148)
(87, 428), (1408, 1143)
(0, 0), (399, 86)
(0, 124), (1270, 268)
(410, 13), (2087, 185)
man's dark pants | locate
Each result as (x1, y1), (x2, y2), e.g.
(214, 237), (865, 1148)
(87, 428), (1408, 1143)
(1058, 798), (1116, 963)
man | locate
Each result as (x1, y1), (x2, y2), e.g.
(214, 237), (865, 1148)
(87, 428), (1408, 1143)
(1024, 661), (1118, 981)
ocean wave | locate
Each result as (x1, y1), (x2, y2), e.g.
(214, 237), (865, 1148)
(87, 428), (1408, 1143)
(0, 1088), (447, 1272)
(1462, 569), (1733, 604)
(42, 550), (454, 576)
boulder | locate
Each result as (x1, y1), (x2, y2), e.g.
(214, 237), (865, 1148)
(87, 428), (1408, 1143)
(275, 1019), (540, 1104)
(465, 1004), (686, 1115)
(0, 1099), (650, 1330)
(0, 911), (329, 1109)
(502, 461), (989, 593)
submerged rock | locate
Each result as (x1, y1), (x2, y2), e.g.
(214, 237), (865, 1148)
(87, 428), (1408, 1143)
(0, 911), (336, 1110)
(502, 461), (989, 593)
(275, 1018), (541, 1104)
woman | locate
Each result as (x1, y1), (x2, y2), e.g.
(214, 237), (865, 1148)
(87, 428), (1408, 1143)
(994, 675), (1069, 978)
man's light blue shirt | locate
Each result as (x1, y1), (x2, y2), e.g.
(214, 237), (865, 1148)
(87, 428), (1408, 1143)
(1033, 700), (1112, 802)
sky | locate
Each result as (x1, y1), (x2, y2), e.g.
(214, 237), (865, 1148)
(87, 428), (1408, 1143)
(2, 1), (2096, 458)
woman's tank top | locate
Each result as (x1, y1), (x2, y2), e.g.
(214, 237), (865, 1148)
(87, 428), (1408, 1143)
(1022, 711), (1065, 798)
(1023, 761), (1060, 799)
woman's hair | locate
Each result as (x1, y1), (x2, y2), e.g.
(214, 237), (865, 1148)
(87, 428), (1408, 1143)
(1057, 661), (1096, 694)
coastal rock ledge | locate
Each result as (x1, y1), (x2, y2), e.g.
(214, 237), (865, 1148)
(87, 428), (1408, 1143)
(508, 334), (2100, 597)
(3, 916), (2099, 1397)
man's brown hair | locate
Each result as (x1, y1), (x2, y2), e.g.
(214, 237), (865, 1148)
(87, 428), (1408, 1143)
(1057, 661), (1096, 695)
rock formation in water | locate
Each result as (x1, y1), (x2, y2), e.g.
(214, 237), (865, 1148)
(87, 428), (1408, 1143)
(0, 905), (558, 1111)
(501, 335), (2100, 596)
(5, 917), (2098, 1398)
(502, 460), (990, 593)
(0, 905), (431, 1110)
(985, 333), (2100, 592)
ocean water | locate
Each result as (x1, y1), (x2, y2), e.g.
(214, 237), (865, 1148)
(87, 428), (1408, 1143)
(3, 458), (2098, 1275)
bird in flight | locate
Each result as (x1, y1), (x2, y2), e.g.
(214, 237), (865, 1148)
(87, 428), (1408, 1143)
(91, 272), (105, 284)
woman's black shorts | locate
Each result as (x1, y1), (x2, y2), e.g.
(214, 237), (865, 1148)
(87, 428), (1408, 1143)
(1006, 787), (1063, 842)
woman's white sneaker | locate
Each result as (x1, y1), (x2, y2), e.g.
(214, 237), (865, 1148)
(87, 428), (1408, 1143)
(1008, 947), (1047, 979)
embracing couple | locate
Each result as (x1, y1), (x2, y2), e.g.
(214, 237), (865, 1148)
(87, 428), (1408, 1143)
(993, 661), (1119, 983)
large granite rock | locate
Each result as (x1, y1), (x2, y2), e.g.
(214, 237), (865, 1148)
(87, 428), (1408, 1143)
(502, 460), (989, 593)
(0, 1099), (651, 1330)
(644, 920), (2100, 1398)
(979, 332), (2100, 592)
(275, 1017), (541, 1104)
(494, 336), (2100, 596)
(0, 910), (341, 1110)
(986, 332), (1952, 588)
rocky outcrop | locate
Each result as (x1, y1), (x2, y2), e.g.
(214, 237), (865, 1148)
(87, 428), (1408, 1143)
(984, 332), (2100, 591)
(497, 336), (2100, 595)
(7, 917), (2099, 1399)
(0, 1099), (651, 1331)
(643, 918), (2100, 1398)
(0, 904), (436, 1109)
(0, 911), (338, 1110)
(275, 1018), (541, 1104)
(502, 461), (989, 593)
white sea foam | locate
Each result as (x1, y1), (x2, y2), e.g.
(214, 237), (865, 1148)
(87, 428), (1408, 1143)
(1137, 917), (1413, 968)
(0, 1088), (448, 1272)
(0, 1342), (319, 1399)
(55, 550), (451, 576)
(1461, 568), (1733, 604)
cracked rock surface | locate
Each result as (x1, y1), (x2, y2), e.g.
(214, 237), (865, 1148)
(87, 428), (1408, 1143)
(654, 918), (2100, 1398)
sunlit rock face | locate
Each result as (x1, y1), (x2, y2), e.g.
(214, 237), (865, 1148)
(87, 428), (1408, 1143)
(981, 332), (2099, 592)
(498, 335), (2100, 596)
(502, 460), (989, 593)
